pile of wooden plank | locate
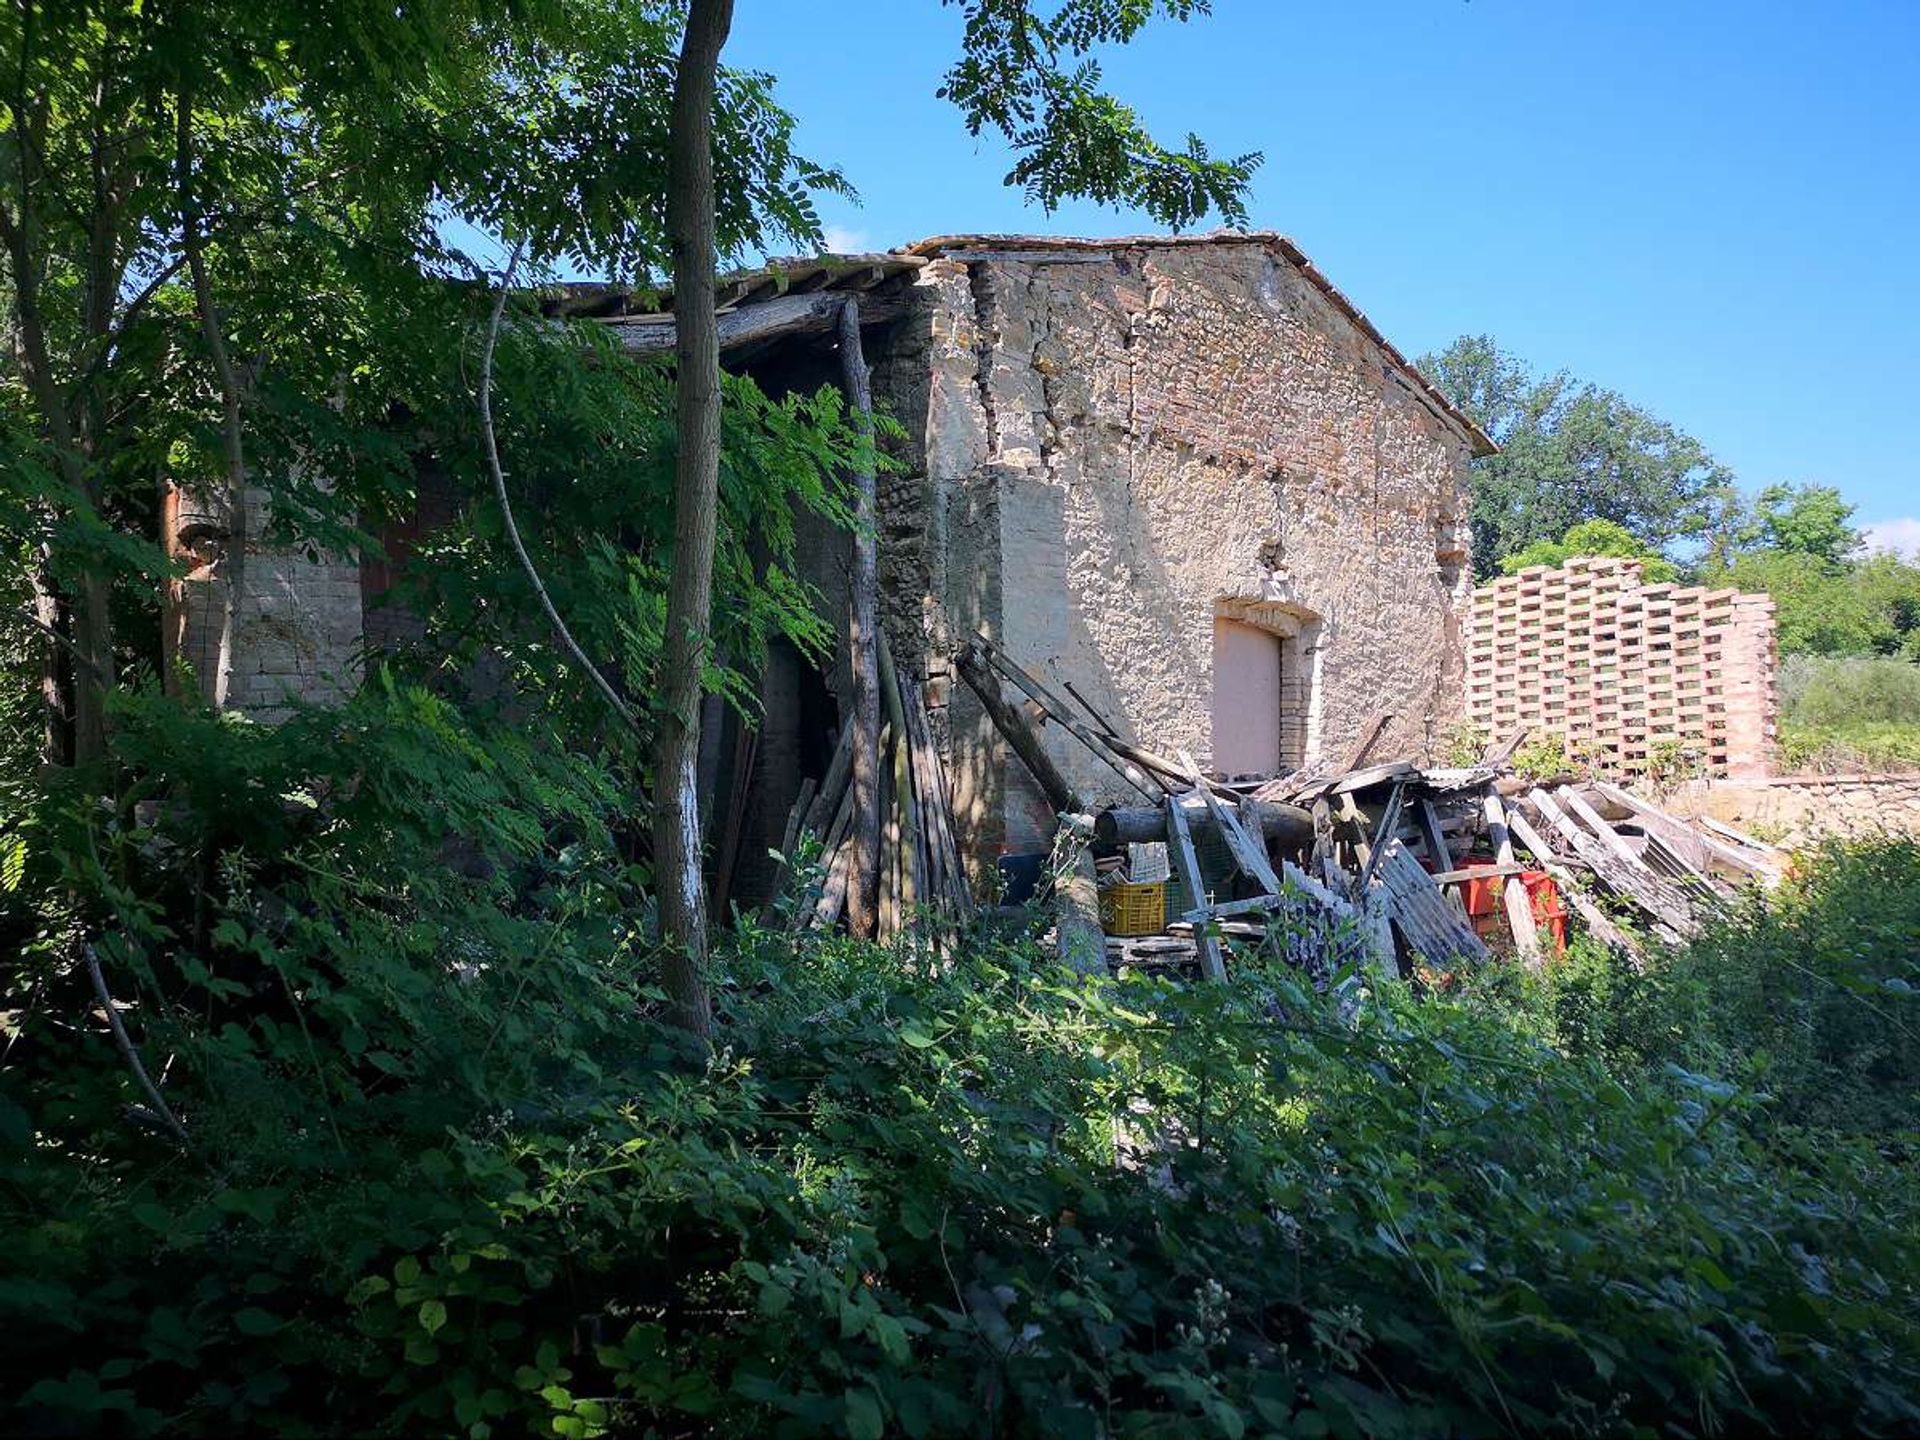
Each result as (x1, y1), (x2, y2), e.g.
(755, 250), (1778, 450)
(787, 637), (975, 943)
(948, 637), (1786, 977)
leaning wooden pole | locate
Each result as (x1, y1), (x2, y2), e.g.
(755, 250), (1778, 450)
(839, 298), (883, 940)
(955, 642), (1082, 815)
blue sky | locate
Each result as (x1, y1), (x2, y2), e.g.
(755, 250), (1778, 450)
(725, 0), (1920, 553)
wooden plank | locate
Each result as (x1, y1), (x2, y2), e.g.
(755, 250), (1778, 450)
(1166, 794), (1227, 982)
(1592, 781), (1771, 883)
(1414, 797), (1468, 921)
(901, 670), (973, 921)
(1341, 713), (1393, 772)
(710, 720), (759, 921)
(1526, 793), (1695, 941)
(1415, 799), (1455, 869)
(761, 776), (818, 913)
(1355, 779), (1407, 896)
(802, 724), (854, 837)
(1480, 728), (1530, 768)
(1482, 792), (1543, 966)
(955, 643), (1082, 813)
(1502, 808), (1637, 957)
(973, 634), (1182, 792)
(1558, 786), (1655, 873)
(878, 634), (919, 932)
(1180, 749), (1283, 895)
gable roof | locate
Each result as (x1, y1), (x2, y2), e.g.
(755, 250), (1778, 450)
(903, 231), (1497, 457)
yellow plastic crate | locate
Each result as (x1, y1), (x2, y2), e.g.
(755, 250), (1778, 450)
(1099, 881), (1166, 937)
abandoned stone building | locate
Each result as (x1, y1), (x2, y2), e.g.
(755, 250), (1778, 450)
(167, 230), (1498, 898)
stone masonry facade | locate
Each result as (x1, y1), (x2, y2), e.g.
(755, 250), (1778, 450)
(168, 232), (1492, 881)
(1466, 556), (1777, 780)
(862, 233), (1490, 859)
(164, 481), (362, 721)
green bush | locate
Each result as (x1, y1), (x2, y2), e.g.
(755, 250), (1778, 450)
(1775, 653), (1920, 772)
(6, 700), (1920, 1437)
(1482, 839), (1920, 1137)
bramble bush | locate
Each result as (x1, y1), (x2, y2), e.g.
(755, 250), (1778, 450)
(4, 696), (1920, 1437)
(1484, 837), (1920, 1138)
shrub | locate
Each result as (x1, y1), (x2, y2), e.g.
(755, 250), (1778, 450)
(1775, 653), (1920, 772)
(6, 696), (1920, 1437)
(1484, 838), (1920, 1137)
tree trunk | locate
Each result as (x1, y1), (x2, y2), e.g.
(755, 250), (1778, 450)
(838, 299), (883, 938)
(650, 0), (734, 1044)
(179, 97), (248, 710)
(0, 209), (112, 764)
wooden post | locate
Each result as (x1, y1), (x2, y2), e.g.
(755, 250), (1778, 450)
(955, 643), (1082, 814)
(1056, 837), (1108, 977)
(1481, 792), (1542, 967)
(1167, 794), (1227, 982)
(839, 298), (882, 939)
(879, 632), (919, 932)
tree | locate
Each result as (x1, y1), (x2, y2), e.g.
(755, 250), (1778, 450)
(1500, 519), (1679, 582)
(654, 0), (735, 1044)
(1751, 482), (1861, 568)
(1419, 336), (1733, 578)
(647, 0), (1259, 1027)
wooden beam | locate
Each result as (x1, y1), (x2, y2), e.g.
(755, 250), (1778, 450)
(1167, 795), (1227, 982)
(1094, 799), (1312, 851)
(1591, 781), (1772, 884)
(840, 299), (883, 940)
(1482, 792), (1542, 966)
(954, 643), (1082, 814)
(609, 289), (908, 357)
(1503, 807), (1640, 958)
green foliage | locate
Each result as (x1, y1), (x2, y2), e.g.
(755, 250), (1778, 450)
(1780, 653), (1920, 730)
(1709, 548), (1920, 658)
(1485, 838), (1920, 1138)
(8, 697), (1920, 1434)
(1748, 483), (1863, 568)
(938, 0), (1259, 228)
(1691, 482), (1920, 665)
(1418, 336), (1733, 579)
(1499, 518), (1679, 582)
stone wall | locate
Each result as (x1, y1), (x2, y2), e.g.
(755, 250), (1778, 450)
(1664, 773), (1920, 847)
(1466, 557), (1777, 780)
(165, 482), (362, 721)
(874, 235), (1483, 859)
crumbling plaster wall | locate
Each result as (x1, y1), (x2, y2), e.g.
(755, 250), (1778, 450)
(875, 239), (1478, 859)
(166, 482), (362, 721)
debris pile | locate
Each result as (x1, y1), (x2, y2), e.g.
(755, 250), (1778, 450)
(955, 635), (1786, 977)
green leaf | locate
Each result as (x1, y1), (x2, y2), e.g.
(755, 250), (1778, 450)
(845, 1388), (884, 1440)
(419, 1299), (448, 1336)
(233, 1307), (282, 1337)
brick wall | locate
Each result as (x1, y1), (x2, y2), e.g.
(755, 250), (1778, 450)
(1466, 556), (1776, 779)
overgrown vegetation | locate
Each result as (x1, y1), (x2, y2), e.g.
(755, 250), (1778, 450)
(5, 4), (1919, 1434)
(1775, 654), (1920, 772)
(6, 692), (1920, 1435)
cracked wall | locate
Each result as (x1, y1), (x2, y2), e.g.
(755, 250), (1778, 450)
(873, 238), (1479, 860)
